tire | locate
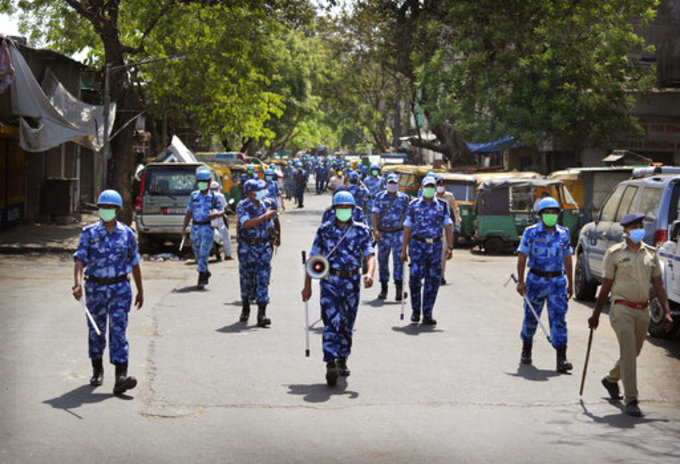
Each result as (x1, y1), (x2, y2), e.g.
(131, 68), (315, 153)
(648, 298), (675, 339)
(484, 237), (504, 254)
(574, 253), (597, 301)
(138, 232), (153, 254)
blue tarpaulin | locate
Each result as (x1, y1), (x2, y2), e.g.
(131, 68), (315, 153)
(466, 136), (515, 154)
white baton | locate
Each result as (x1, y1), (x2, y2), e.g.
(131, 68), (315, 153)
(80, 297), (101, 336)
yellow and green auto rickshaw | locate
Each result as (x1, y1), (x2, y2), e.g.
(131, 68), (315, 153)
(474, 177), (580, 253)
(382, 164), (422, 197)
(438, 172), (477, 243)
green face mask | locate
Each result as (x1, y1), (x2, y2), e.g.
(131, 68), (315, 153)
(422, 187), (436, 198)
(99, 208), (116, 222)
(542, 213), (558, 227)
(335, 208), (352, 222)
(198, 181), (209, 191)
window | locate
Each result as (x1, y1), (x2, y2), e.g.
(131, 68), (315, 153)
(638, 188), (662, 218)
(447, 183), (473, 201)
(615, 186), (639, 221)
(509, 185), (533, 212)
(145, 169), (198, 196)
(599, 185), (626, 222)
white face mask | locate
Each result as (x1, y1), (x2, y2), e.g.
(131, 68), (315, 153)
(387, 183), (398, 193)
(436, 186), (445, 193)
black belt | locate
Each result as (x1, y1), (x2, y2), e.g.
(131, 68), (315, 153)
(241, 237), (271, 245)
(85, 275), (128, 285)
(329, 268), (360, 278)
(412, 235), (441, 244)
(530, 269), (564, 278)
(379, 227), (403, 233)
(193, 220), (210, 225)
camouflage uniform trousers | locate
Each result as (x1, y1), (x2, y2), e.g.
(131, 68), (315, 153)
(377, 230), (404, 283)
(238, 241), (272, 304)
(191, 224), (214, 273)
(408, 239), (442, 318)
(85, 280), (132, 364)
(320, 274), (360, 362)
(521, 273), (568, 348)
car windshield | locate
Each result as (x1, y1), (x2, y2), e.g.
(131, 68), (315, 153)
(446, 183), (474, 201)
(145, 168), (197, 196)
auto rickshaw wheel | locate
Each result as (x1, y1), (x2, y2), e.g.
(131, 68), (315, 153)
(484, 237), (505, 254)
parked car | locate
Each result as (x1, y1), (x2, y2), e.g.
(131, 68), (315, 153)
(574, 171), (680, 337)
(134, 162), (222, 253)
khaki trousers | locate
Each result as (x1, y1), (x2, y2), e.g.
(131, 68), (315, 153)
(606, 303), (650, 405)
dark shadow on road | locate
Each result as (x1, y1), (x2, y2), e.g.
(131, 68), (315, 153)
(42, 384), (130, 419)
(216, 321), (268, 333)
(172, 285), (206, 293)
(364, 299), (400, 308)
(391, 324), (444, 335)
(506, 364), (561, 381)
(579, 399), (670, 429)
(285, 378), (358, 403)
(647, 334), (680, 361)
(224, 300), (244, 307)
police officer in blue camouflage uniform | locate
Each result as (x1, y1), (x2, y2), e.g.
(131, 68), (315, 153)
(264, 168), (284, 211)
(372, 174), (410, 301)
(401, 176), (454, 325)
(321, 185), (366, 224)
(284, 163), (294, 200)
(293, 161), (306, 208)
(183, 169), (223, 289)
(239, 164), (257, 188)
(302, 191), (375, 386)
(72, 189), (143, 395)
(347, 171), (369, 214)
(237, 179), (280, 327)
(363, 164), (385, 229)
(516, 196), (574, 373)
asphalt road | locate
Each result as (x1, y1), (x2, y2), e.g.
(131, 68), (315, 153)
(1, 192), (680, 463)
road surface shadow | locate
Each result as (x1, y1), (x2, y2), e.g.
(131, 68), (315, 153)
(505, 364), (561, 381)
(224, 300), (244, 307)
(579, 399), (670, 429)
(286, 378), (358, 403)
(43, 384), (131, 419)
(216, 321), (268, 333)
(391, 324), (444, 335)
(173, 285), (207, 293)
(647, 334), (680, 361)
(364, 299), (400, 308)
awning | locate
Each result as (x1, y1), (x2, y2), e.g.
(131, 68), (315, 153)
(8, 41), (115, 153)
(466, 136), (516, 154)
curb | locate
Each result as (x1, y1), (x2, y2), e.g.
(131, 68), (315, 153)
(0, 246), (77, 255)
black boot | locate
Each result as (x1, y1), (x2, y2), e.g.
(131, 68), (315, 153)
(205, 270), (211, 285)
(521, 340), (532, 365)
(257, 303), (271, 327)
(90, 358), (103, 386)
(395, 281), (403, 301)
(422, 316), (437, 326)
(337, 358), (350, 377)
(239, 300), (250, 322)
(197, 272), (205, 289)
(113, 362), (137, 395)
(325, 360), (338, 387)
(378, 281), (388, 300)
(410, 309), (420, 323)
(556, 346), (573, 373)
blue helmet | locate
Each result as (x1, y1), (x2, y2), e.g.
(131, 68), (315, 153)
(386, 174), (399, 183)
(264, 169), (274, 176)
(537, 196), (560, 212)
(348, 171), (359, 182)
(196, 169), (211, 181)
(333, 191), (356, 207)
(243, 179), (259, 193)
(247, 164), (255, 171)
(361, 165), (368, 173)
(97, 189), (122, 207)
(370, 164), (380, 173)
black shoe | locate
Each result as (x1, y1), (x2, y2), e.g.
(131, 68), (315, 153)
(422, 317), (437, 326)
(521, 340), (532, 365)
(378, 281), (388, 300)
(556, 346), (573, 373)
(337, 358), (350, 377)
(601, 377), (622, 400)
(113, 363), (137, 395)
(625, 400), (643, 417)
(197, 272), (205, 289)
(410, 310), (420, 323)
(205, 270), (211, 284)
(89, 358), (103, 386)
(325, 360), (338, 387)
(441, 277), (447, 285)
(257, 304), (271, 327)
(394, 281), (403, 301)
(239, 300), (250, 322)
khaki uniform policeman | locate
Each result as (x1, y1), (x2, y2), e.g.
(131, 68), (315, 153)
(588, 213), (673, 417)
